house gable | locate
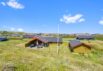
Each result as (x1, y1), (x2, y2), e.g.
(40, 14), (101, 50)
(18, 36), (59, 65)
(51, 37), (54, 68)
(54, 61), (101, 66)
(73, 45), (91, 53)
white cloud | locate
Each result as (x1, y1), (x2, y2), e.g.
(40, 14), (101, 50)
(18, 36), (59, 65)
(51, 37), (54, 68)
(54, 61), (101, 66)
(17, 28), (23, 32)
(1, 2), (6, 6)
(10, 27), (24, 32)
(79, 18), (85, 22)
(1, 0), (24, 9)
(99, 19), (103, 25)
(60, 14), (85, 24)
(7, 0), (24, 9)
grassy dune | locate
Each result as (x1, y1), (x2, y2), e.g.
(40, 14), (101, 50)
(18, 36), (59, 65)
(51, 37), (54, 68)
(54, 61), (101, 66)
(0, 39), (103, 71)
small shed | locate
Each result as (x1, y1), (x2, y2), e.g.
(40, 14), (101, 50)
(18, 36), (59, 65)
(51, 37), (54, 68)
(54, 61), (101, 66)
(69, 40), (91, 53)
(76, 35), (94, 40)
(0, 37), (8, 41)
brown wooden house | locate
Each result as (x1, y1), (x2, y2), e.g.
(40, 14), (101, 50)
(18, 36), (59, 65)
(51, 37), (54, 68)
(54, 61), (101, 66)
(25, 36), (62, 48)
(69, 40), (91, 53)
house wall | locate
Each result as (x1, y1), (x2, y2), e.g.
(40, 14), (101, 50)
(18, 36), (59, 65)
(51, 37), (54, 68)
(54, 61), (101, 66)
(48, 42), (62, 46)
(49, 42), (62, 44)
(73, 46), (91, 53)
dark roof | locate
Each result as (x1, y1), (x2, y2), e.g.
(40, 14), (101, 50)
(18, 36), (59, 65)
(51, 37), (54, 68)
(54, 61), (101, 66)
(33, 36), (62, 43)
(69, 40), (91, 49)
(76, 35), (94, 39)
(45, 37), (62, 42)
(32, 36), (48, 43)
(69, 40), (82, 48)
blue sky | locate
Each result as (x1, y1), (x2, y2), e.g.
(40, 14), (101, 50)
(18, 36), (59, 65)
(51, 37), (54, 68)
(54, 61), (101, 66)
(0, 0), (103, 34)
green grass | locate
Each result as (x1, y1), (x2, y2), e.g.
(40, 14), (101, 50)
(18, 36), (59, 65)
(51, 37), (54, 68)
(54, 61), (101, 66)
(0, 39), (103, 71)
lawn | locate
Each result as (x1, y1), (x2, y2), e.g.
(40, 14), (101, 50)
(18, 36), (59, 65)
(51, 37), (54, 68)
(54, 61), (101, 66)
(0, 38), (103, 71)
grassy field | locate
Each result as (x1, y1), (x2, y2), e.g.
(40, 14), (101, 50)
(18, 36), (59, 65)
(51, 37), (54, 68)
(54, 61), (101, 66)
(0, 38), (103, 71)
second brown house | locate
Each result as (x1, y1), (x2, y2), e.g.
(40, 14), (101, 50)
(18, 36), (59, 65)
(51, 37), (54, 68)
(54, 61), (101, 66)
(69, 40), (91, 53)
